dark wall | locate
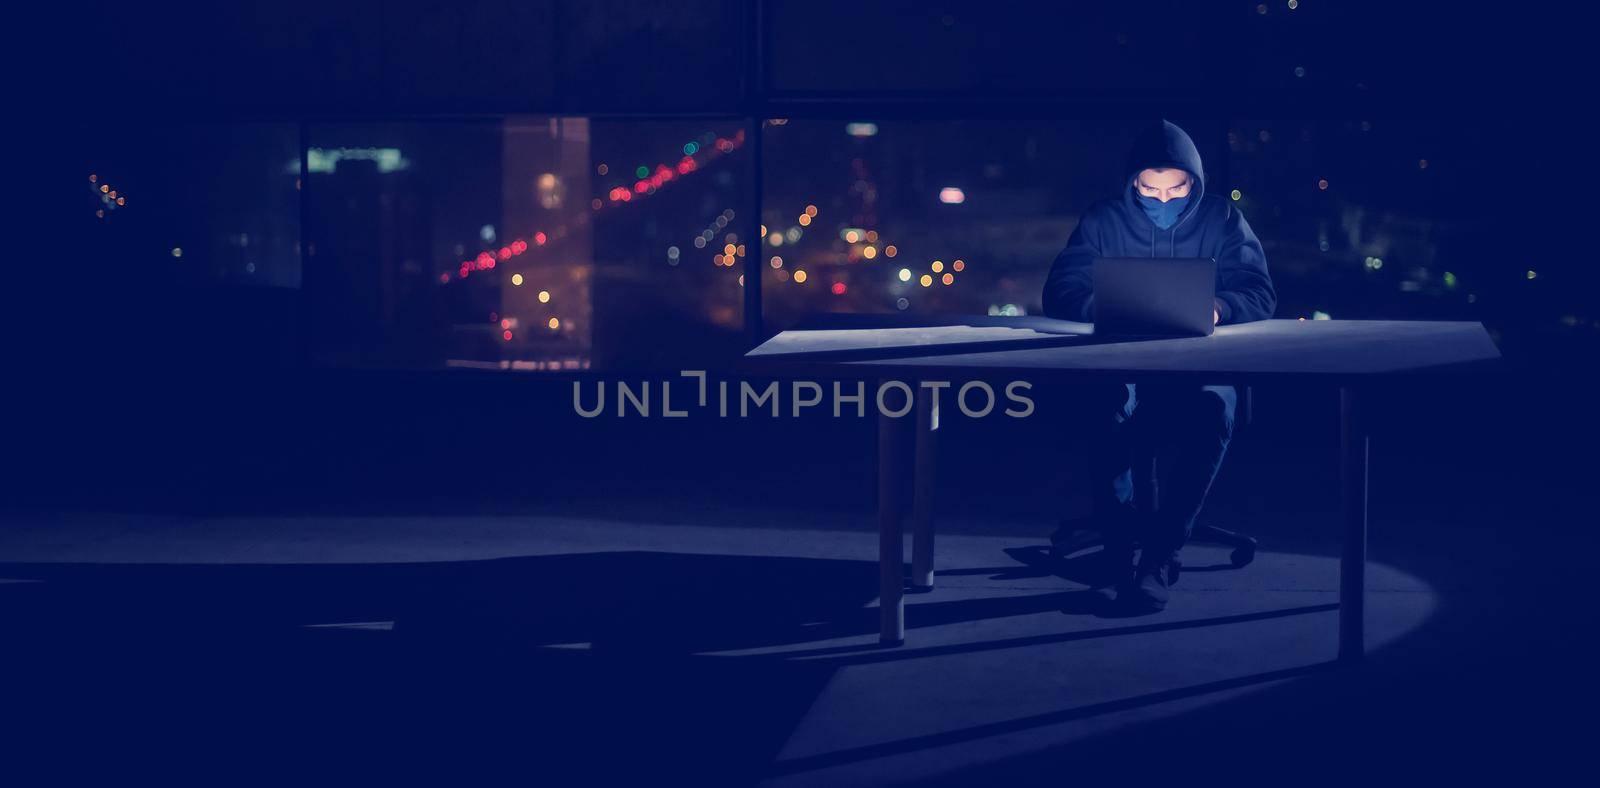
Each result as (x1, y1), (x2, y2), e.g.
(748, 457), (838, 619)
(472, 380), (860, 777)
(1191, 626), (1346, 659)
(24, 1), (746, 116)
(19, 2), (1580, 117)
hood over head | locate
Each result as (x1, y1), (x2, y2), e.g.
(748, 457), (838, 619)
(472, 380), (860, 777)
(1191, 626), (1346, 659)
(1122, 119), (1207, 227)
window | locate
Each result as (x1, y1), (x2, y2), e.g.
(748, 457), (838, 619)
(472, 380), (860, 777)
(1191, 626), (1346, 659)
(306, 118), (751, 370)
(758, 117), (1217, 328)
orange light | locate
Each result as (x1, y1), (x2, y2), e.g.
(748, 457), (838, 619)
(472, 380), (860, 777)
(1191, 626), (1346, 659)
(793, 269), (808, 283)
(952, 259), (965, 272)
(941, 273), (954, 285)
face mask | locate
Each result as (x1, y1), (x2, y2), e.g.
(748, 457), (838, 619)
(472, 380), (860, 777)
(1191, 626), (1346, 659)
(1136, 192), (1189, 229)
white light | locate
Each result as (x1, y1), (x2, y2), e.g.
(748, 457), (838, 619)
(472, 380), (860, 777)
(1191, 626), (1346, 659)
(938, 187), (966, 204)
(845, 122), (879, 137)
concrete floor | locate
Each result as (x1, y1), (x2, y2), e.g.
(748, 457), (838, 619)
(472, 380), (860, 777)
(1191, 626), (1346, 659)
(2, 506), (1472, 785)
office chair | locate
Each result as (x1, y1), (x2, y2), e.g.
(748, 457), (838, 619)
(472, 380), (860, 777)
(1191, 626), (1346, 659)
(1050, 387), (1259, 574)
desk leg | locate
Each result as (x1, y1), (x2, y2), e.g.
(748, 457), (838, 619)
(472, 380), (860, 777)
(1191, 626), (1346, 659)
(1339, 386), (1369, 663)
(878, 388), (912, 645)
(909, 387), (940, 591)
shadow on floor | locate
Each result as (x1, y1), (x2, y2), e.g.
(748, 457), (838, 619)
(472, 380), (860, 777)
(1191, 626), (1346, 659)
(2, 552), (876, 784)
(0, 547), (1348, 785)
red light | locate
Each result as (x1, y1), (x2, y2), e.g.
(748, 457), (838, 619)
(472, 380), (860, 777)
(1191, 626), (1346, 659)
(502, 330), (513, 341)
(498, 247), (512, 260)
(634, 181), (649, 194)
(534, 231), (547, 245)
(511, 240), (527, 254)
(831, 282), (847, 295)
(476, 252), (494, 267)
(677, 161), (691, 175)
(440, 273), (450, 283)
(500, 319), (511, 329)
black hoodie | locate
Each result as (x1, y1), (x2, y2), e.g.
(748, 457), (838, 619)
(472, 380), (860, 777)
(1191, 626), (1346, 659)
(1042, 120), (1276, 325)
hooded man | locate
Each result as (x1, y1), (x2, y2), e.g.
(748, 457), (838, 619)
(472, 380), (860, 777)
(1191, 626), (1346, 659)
(1042, 119), (1277, 613)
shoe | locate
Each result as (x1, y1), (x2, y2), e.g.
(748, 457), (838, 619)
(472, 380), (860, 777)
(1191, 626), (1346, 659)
(1119, 558), (1177, 613)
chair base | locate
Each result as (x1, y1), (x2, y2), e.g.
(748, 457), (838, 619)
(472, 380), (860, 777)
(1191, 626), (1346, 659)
(1050, 521), (1257, 568)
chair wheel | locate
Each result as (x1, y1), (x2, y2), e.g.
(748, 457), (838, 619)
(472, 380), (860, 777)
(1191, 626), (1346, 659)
(1230, 541), (1256, 568)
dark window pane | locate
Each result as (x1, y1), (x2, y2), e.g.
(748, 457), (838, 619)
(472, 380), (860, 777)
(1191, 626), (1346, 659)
(306, 117), (749, 370)
(76, 122), (301, 288)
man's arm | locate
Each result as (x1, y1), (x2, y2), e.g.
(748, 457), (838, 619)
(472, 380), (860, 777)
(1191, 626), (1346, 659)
(1042, 211), (1102, 322)
(1212, 204), (1277, 324)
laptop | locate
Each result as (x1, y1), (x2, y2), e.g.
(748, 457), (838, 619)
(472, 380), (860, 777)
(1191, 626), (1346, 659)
(1093, 257), (1218, 338)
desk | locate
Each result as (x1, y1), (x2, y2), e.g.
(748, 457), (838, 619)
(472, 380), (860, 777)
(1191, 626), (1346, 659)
(741, 317), (1500, 659)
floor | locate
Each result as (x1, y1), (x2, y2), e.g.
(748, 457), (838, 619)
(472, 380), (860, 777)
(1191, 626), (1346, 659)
(5, 505), (1516, 786)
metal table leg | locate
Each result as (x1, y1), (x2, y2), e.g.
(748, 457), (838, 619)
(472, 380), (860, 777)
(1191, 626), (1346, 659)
(1339, 386), (1369, 663)
(877, 385), (913, 645)
(910, 386), (940, 591)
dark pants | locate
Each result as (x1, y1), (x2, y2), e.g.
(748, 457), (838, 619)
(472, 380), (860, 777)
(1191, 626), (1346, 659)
(1087, 383), (1237, 562)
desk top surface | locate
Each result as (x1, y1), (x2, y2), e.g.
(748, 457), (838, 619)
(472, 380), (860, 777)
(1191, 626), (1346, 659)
(742, 317), (1500, 381)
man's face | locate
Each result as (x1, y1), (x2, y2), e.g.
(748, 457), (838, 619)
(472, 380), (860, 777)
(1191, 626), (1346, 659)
(1135, 168), (1192, 202)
